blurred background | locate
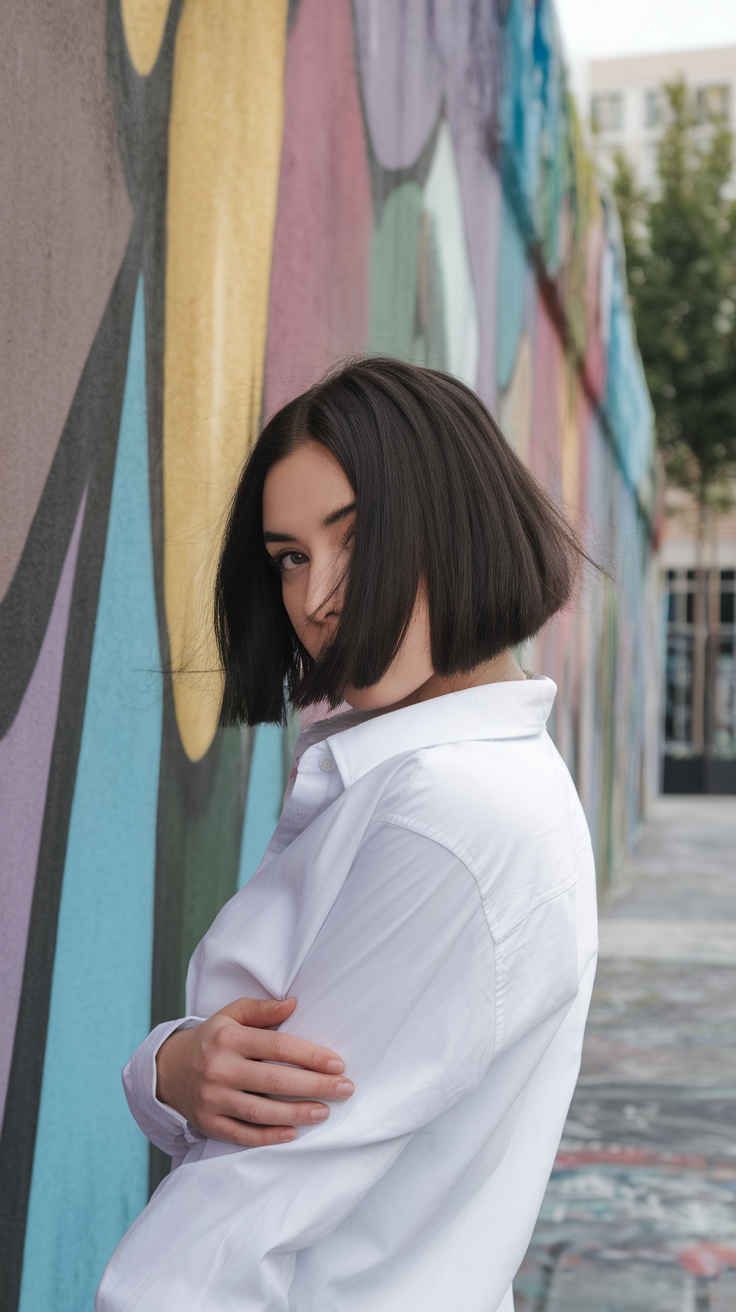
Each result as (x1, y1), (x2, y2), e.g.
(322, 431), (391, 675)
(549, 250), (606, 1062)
(0, 1), (734, 1308)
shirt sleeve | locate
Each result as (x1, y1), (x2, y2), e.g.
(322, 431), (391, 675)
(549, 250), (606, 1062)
(122, 1017), (206, 1160)
(96, 821), (574, 1312)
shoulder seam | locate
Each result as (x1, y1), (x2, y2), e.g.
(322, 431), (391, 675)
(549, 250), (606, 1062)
(376, 811), (579, 940)
(372, 814), (495, 946)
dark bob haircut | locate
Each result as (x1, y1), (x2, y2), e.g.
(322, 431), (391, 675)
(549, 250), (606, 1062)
(215, 356), (584, 726)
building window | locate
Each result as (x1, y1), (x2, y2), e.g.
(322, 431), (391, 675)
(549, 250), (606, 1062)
(644, 89), (662, 128)
(591, 91), (624, 133)
(696, 85), (730, 123)
(664, 569), (736, 760)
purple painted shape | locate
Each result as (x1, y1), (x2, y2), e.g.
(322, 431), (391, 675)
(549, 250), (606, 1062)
(0, 487), (86, 1128)
(353, 0), (502, 408)
(264, 0), (373, 416)
(352, 0), (442, 170)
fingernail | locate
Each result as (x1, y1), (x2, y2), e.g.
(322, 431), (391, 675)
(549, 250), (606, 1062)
(336, 1081), (354, 1097)
(279, 1129), (296, 1142)
(310, 1107), (329, 1122)
(326, 1059), (344, 1074)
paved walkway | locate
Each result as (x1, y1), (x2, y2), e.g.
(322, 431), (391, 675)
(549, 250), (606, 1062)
(514, 797), (736, 1312)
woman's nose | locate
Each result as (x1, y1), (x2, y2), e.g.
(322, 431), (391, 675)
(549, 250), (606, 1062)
(305, 563), (343, 621)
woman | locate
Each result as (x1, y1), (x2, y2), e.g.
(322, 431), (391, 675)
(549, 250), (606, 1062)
(97, 358), (598, 1312)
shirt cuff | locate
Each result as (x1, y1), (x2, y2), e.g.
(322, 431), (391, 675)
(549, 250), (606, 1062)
(122, 1017), (206, 1158)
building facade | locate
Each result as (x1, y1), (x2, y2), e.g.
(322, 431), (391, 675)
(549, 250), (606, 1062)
(588, 45), (736, 191)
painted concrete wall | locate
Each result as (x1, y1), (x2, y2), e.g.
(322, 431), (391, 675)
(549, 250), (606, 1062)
(0, 1), (656, 1307)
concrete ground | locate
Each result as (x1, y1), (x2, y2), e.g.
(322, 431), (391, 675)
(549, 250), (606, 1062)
(513, 797), (736, 1312)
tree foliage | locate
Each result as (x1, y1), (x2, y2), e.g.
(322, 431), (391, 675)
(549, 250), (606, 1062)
(613, 80), (736, 510)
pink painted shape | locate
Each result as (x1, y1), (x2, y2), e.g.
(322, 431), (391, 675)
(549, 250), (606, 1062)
(530, 293), (562, 493)
(264, 0), (373, 416)
(528, 296), (565, 692)
(0, 487), (86, 1127)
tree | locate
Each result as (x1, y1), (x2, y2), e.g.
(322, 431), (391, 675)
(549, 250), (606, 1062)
(613, 83), (736, 757)
(613, 80), (736, 522)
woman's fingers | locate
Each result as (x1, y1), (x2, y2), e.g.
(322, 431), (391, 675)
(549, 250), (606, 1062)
(216, 1088), (332, 1127)
(220, 996), (298, 1029)
(197, 1090), (333, 1146)
(207, 1116), (297, 1148)
(228, 1058), (354, 1103)
(216, 998), (346, 1074)
(219, 1021), (346, 1075)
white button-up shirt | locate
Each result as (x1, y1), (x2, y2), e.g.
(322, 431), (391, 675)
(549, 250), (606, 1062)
(97, 677), (597, 1312)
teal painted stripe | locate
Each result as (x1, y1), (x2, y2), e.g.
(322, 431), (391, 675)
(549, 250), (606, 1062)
(19, 278), (162, 1312)
(237, 724), (284, 888)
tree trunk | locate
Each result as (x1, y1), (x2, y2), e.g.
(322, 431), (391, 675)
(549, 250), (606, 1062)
(691, 501), (708, 755)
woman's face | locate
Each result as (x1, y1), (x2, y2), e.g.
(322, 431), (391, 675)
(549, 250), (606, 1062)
(262, 441), (434, 711)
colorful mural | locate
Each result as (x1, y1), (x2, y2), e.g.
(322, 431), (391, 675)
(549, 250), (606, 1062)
(0, 1), (657, 1307)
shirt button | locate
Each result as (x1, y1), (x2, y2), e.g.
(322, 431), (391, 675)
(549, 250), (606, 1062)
(319, 757), (334, 772)
(293, 813), (305, 826)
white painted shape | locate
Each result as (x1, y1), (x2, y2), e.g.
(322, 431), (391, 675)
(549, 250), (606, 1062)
(423, 121), (480, 389)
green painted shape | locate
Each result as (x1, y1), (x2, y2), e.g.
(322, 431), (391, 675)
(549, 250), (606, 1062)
(238, 724), (284, 890)
(369, 181), (424, 360)
(368, 180), (446, 371)
(149, 719), (251, 1190)
(420, 213), (449, 372)
(152, 721), (250, 1029)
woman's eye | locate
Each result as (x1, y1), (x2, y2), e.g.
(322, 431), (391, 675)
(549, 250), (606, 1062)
(279, 551), (308, 572)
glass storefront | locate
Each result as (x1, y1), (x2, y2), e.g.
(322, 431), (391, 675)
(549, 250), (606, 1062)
(664, 569), (736, 791)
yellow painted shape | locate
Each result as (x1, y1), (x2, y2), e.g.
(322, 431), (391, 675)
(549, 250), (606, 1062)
(121, 0), (173, 76)
(499, 332), (533, 466)
(164, 0), (288, 761)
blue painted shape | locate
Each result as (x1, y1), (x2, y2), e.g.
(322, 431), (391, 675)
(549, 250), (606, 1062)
(19, 278), (162, 1312)
(238, 724), (284, 888)
(500, 0), (568, 272)
(496, 193), (528, 392)
(602, 247), (656, 504)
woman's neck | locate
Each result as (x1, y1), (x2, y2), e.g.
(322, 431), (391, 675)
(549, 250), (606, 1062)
(380, 651), (527, 715)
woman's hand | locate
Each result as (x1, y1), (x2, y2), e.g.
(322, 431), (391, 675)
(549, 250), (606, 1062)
(155, 996), (354, 1147)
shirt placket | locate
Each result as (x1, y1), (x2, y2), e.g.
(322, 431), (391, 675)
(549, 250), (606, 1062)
(274, 745), (341, 848)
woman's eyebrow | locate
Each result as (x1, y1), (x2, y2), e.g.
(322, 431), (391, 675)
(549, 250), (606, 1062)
(322, 500), (356, 528)
(263, 530), (297, 543)
(263, 501), (355, 542)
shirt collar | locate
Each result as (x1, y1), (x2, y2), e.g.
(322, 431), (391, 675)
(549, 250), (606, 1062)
(312, 676), (556, 788)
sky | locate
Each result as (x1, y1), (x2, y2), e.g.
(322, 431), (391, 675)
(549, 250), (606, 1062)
(555, 0), (736, 62)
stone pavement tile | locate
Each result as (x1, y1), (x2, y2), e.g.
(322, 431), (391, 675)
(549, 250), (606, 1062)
(578, 961), (736, 1088)
(514, 800), (736, 1310)
(607, 797), (736, 923)
(545, 1257), (695, 1312)
(563, 1086), (736, 1159)
(598, 921), (736, 964)
(605, 877), (736, 922)
(630, 797), (736, 857)
(515, 1165), (736, 1311)
(711, 1270), (736, 1310)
